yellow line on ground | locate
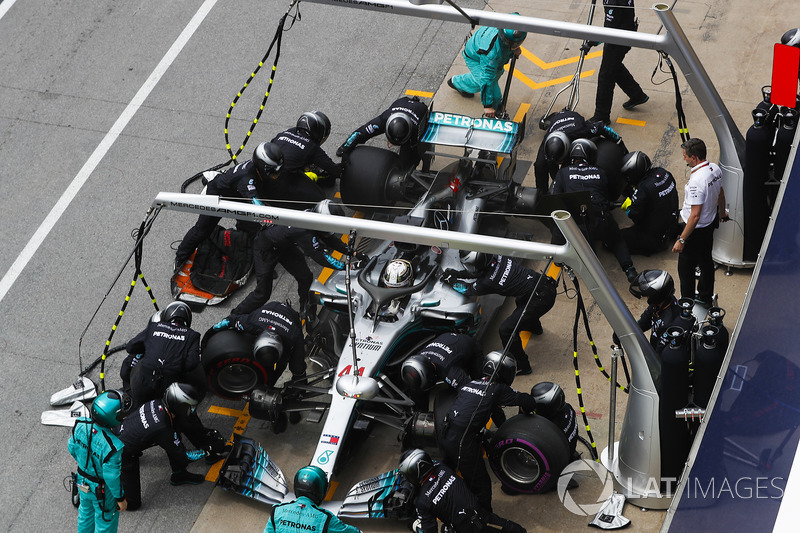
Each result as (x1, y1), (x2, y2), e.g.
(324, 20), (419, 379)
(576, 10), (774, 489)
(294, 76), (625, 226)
(513, 103), (531, 122)
(406, 89), (434, 98)
(518, 47), (603, 70)
(520, 330), (532, 349)
(616, 117), (647, 127)
(509, 68), (595, 91)
(325, 481), (339, 501)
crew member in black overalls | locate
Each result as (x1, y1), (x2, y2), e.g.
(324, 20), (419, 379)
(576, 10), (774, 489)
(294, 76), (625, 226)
(436, 352), (536, 512)
(401, 332), (485, 392)
(173, 142), (283, 271)
(213, 300), (307, 384)
(269, 110), (342, 210)
(441, 252), (557, 376)
(619, 151), (680, 256)
(399, 448), (527, 533)
(551, 138), (638, 283)
(117, 383), (207, 510)
(533, 109), (622, 192)
(629, 269), (681, 355)
(585, 0), (649, 125)
(226, 200), (352, 318)
(120, 301), (202, 410)
(337, 95), (430, 170)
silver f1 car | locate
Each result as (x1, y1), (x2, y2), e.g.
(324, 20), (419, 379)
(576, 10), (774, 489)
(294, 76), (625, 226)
(198, 112), (573, 519)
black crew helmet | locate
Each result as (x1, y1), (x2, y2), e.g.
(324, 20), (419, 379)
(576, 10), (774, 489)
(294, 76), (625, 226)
(482, 351), (517, 385)
(401, 354), (437, 391)
(163, 382), (202, 418)
(568, 138), (597, 165)
(781, 28), (800, 48)
(629, 269), (675, 305)
(252, 142), (284, 179)
(91, 389), (132, 428)
(620, 151), (652, 186)
(297, 111), (331, 145)
(253, 330), (284, 366)
(386, 112), (414, 146)
(161, 301), (192, 327)
(399, 448), (435, 485)
(294, 465), (329, 504)
(543, 131), (571, 163)
(531, 381), (566, 418)
(459, 250), (490, 276)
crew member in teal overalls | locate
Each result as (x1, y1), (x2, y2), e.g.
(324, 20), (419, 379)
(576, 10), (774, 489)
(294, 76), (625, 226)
(265, 466), (361, 533)
(68, 390), (129, 533)
(447, 14), (527, 118)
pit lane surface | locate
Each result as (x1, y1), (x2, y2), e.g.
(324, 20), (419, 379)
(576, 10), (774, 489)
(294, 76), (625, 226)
(0, 0), (784, 531)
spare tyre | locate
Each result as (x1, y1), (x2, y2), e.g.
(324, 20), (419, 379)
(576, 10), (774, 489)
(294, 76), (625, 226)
(340, 146), (400, 207)
(202, 329), (268, 400)
(487, 413), (571, 494)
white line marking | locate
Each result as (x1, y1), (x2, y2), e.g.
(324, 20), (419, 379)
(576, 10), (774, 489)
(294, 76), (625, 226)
(0, 0), (19, 20)
(0, 0), (219, 305)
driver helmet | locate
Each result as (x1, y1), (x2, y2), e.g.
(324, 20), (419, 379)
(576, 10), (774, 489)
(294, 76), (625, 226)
(568, 138), (597, 165)
(531, 381), (566, 418)
(543, 131), (571, 163)
(629, 269), (675, 305)
(386, 112), (414, 146)
(382, 259), (414, 288)
(620, 151), (652, 186)
(252, 141), (284, 179)
(163, 382), (202, 418)
(294, 465), (329, 504)
(161, 301), (192, 327)
(482, 351), (517, 385)
(459, 250), (490, 277)
(781, 28), (800, 48)
(253, 330), (284, 366)
(297, 111), (332, 145)
(499, 13), (527, 47)
(90, 389), (131, 428)
(401, 354), (437, 391)
(399, 448), (435, 485)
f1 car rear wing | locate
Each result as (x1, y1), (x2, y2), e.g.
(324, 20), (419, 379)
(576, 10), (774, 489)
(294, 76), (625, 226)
(421, 111), (521, 154)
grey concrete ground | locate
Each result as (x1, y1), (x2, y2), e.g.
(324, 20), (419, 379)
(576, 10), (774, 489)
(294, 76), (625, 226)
(0, 0), (790, 531)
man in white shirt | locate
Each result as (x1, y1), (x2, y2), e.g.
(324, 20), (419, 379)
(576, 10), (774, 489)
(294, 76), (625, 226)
(672, 138), (729, 305)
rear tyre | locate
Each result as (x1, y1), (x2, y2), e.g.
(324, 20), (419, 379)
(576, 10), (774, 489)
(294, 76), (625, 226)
(340, 146), (399, 207)
(487, 414), (571, 494)
(202, 329), (265, 400)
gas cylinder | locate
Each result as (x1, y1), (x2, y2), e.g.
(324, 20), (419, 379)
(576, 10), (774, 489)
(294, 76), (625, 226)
(659, 326), (692, 480)
(743, 107), (774, 261)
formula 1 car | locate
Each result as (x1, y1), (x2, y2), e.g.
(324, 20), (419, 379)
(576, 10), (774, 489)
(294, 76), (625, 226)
(199, 112), (573, 519)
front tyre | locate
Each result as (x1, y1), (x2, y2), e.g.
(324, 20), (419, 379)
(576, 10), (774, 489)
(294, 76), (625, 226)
(487, 414), (570, 494)
(202, 329), (265, 400)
